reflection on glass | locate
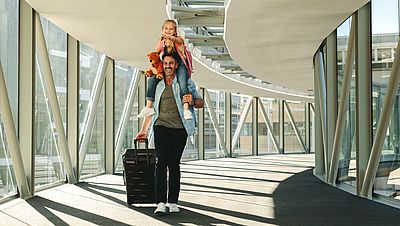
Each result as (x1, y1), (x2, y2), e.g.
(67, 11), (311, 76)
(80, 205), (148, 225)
(371, 0), (400, 199)
(0, 0), (18, 199)
(34, 17), (67, 189)
(114, 62), (139, 172)
(79, 44), (105, 176)
(232, 94), (252, 156)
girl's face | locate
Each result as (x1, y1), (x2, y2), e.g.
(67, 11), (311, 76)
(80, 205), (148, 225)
(162, 22), (176, 36)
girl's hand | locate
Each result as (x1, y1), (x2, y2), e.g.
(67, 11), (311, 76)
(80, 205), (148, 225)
(150, 66), (158, 74)
(164, 34), (171, 40)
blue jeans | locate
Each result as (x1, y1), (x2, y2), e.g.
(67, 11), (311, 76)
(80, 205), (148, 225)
(176, 58), (189, 99)
(146, 58), (189, 102)
(146, 76), (160, 102)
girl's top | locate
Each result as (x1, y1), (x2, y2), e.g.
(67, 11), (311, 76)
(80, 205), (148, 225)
(155, 38), (193, 77)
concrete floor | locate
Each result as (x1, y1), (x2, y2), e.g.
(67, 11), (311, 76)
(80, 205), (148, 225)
(0, 154), (399, 226)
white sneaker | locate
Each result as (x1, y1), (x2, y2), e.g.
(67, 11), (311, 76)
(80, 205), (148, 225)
(184, 109), (192, 120)
(168, 203), (180, 213)
(137, 107), (154, 118)
(154, 202), (166, 215)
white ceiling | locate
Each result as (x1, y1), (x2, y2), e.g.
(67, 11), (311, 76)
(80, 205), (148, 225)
(25, 0), (368, 101)
(224, 0), (369, 94)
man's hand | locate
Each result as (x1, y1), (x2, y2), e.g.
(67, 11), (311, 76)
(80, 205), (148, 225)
(183, 94), (194, 105)
(135, 130), (148, 140)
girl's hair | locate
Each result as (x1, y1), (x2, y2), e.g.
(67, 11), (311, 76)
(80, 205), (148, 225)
(162, 19), (178, 35)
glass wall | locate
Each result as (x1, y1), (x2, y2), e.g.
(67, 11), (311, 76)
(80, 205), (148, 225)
(232, 94), (252, 156)
(114, 62), (139, 172)
(79, 44), (105, 177)
(34, 17), (67, 189)
(284, 101), (305, 153)
(336, 17), (357, 186)
(204, 89), (225, 159)
(0, 0), (18, 199)
(258, 98), (280, 154)
(371, 0), (400, 197)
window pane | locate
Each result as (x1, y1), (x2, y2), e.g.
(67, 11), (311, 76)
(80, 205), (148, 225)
(258, 98), (280, 154)
(283, 101), (305, 153)
(336, 17), (357, 189)
(114, 62), (139, 172)
(371, 0), (400, 199)
(232, 94), (252, 156)
(0, 0), (19, 200)
(79, 44), (105, 177)
(204, 89), (225, 159)
(34, 17), (67, 189)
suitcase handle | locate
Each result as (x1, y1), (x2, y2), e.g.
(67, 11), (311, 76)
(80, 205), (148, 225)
(134, 138), (150, 165)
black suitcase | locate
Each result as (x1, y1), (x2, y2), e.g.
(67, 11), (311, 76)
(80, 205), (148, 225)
(122, 138), (156, 205)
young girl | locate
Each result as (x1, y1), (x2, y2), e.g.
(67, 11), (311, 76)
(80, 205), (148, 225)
(138, 19), (193, 120)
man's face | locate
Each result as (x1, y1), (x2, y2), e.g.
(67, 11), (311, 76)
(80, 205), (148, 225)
(163, 56), (178, 77)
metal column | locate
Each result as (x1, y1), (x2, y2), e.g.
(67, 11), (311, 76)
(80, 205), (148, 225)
(67, 35), (79, 180)
(252, 97), (258, 156)
(326, 32), (338, 168)
(198, 88), (205, 160)
(279, 100), (284, 154)
(105, 60), (115, 174)
(314, 53), (325, 178)
(305, 103), (311, 153)
(19, 0), (35, 196)
(356, 4), (372, 195)
(225, 92), (232, 157)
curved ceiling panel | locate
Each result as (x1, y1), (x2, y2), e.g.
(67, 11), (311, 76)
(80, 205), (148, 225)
(224, 0), (369, 94)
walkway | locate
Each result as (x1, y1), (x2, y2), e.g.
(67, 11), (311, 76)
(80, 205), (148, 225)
(0, 154), (399, 225)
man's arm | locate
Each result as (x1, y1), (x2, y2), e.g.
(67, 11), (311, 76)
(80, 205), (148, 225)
(185, 79), (204, 108)
(135, 114), (153, 139)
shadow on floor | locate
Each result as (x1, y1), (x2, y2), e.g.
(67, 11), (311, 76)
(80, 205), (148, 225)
(273, 169), (400, 226)
(26, 196), (130, 226)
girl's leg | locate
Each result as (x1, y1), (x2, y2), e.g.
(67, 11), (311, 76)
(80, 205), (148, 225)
(146, 76), (159, 102)
(138, 76), (159, 118)
(176, 60), (192, 119)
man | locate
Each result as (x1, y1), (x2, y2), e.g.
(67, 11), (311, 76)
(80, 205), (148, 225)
(136, 53), (203, 215)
